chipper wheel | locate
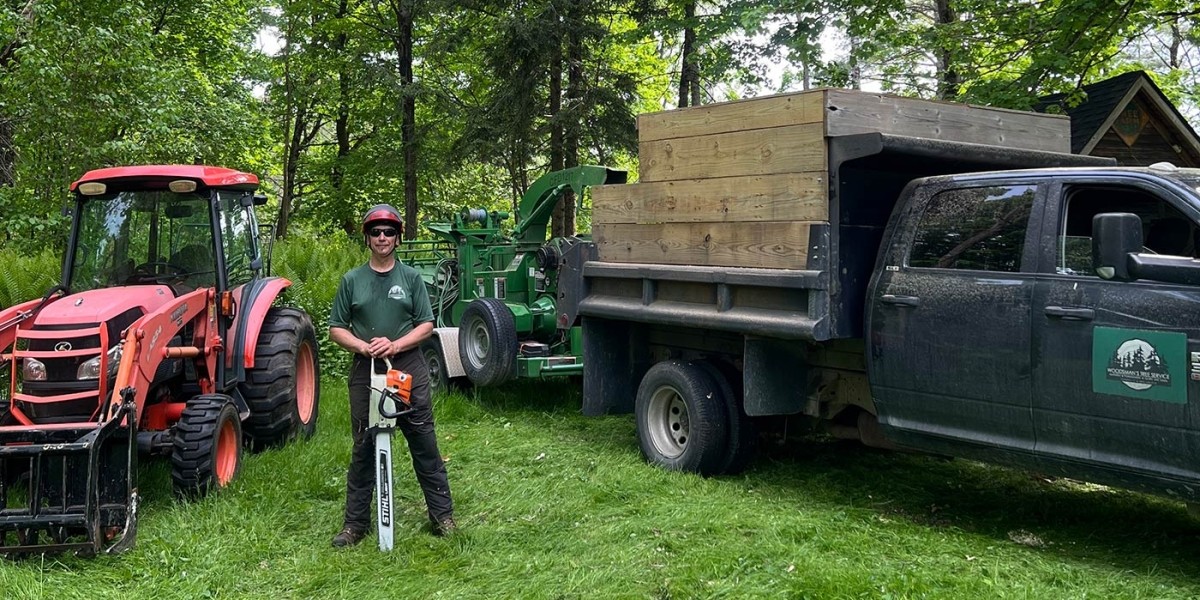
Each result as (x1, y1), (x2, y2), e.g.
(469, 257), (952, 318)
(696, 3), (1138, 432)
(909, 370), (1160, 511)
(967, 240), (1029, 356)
(458, 298), (518, 387)
(171, 394), (242, 497)
(240, 307), (320, 451)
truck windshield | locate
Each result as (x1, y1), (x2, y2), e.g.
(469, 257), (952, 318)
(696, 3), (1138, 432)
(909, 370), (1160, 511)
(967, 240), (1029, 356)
(70, 191), (215, 292)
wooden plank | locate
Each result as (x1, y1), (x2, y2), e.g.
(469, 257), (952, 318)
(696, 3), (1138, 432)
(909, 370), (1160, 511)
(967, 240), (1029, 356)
(638, 91), (826, 142)
(591, 174), (828, 224)
(593, 221), (815, 269)
(639, 123), (825, 182)
(824, 89), (1071, 153)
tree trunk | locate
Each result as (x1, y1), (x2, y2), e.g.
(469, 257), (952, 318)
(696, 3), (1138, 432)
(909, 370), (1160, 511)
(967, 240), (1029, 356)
(332, 0), (351, 195)
(934, 0), (961, 100)
(563, 5), (583, 237)
(549, 3), (565, 238)
(394, 0), (418, 240)
(278, 108), (306, 239)
(0, 0), (39, 188)
(0, 117), (13, 187)
(679, 0), (697, 108)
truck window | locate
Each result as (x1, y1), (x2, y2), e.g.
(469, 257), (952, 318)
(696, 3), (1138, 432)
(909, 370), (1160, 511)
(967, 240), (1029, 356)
(907, 185), (1036, 272)
(1057, 185), (1197, 276)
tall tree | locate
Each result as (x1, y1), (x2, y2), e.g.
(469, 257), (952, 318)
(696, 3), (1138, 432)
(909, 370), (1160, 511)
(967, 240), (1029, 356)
(0, 0), (270, 247)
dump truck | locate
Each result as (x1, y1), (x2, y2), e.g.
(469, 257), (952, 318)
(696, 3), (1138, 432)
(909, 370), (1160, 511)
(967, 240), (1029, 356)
(0, 165), (319, 555)
(567, 89), (1200, 506)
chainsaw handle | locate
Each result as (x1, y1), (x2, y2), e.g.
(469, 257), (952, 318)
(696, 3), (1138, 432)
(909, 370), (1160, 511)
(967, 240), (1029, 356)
(378, 389), (414, 419)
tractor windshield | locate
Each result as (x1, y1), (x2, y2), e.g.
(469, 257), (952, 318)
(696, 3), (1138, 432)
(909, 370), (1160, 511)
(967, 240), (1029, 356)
(70, 190), (216, 292)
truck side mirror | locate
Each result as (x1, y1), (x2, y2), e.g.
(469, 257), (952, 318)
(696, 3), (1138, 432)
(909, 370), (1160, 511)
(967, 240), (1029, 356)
(1092, 212), (1143, 281)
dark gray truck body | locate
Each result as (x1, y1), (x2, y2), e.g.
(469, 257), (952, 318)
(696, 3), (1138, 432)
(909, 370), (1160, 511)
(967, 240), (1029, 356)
(579, 131), (1200, 502)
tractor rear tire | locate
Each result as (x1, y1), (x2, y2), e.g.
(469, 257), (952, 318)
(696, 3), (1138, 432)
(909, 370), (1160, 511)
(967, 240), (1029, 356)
(458, 298), (518, 387)
(240, 307), (320, 452)
(171, 394), (242, 498)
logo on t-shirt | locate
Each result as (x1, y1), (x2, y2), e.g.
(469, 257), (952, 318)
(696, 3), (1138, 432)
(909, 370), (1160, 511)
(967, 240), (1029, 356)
(387, 285), (407, 300)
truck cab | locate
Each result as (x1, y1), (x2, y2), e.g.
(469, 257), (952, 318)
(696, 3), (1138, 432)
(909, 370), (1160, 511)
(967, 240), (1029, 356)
(869, 163), (1200, 500)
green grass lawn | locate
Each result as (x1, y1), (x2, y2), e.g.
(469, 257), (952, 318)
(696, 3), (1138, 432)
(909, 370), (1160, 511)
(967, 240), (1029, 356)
(2, 378), (1199, 599)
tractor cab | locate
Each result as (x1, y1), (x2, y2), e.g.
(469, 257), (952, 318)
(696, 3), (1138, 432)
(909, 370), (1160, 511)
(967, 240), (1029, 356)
(67, 166), (266, 297)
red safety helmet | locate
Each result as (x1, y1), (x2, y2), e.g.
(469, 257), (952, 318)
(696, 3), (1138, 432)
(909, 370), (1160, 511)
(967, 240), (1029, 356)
(361, 204), (403, 234)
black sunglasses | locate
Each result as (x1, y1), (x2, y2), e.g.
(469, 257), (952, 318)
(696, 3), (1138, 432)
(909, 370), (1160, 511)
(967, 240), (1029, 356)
(369, 228), (398, 238)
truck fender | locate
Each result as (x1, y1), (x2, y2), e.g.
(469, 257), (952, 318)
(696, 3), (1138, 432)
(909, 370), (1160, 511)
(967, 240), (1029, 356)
(432, 327), (467, 378)
(239, 277), (292, 369)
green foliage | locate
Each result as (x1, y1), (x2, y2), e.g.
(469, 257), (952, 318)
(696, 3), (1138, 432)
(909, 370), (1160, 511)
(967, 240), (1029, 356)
(271, 230), (364, 375)
(0, 247), (60, 309)
(1, 381), (1199, 597)
(0, 0), (272, 251)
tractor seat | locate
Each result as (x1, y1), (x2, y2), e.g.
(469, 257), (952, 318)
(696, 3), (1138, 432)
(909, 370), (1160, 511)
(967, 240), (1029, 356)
(169, 244), (216, 289)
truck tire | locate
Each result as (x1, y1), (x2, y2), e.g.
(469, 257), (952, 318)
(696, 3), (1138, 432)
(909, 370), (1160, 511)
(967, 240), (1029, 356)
(240, 307), (320, 451)
(694, 360), (757, 475)
(458, 298), (518, 387)
(171, 394), (242, 497)
(635, 360), (728, 476)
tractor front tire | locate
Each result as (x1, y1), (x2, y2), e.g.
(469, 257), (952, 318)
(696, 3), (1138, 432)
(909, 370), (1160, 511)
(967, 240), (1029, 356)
(171, 394), (242, 498)
(458, 298), (518, 387)
(240, 307), (320, 452)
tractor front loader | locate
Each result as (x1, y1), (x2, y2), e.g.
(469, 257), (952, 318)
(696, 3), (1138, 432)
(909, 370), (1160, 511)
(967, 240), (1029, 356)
(0, 166), (320, 556)
(400, 165), (626, 392)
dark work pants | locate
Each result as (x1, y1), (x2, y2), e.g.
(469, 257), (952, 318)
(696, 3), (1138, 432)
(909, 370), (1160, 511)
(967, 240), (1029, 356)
(344, 350), (453, 532)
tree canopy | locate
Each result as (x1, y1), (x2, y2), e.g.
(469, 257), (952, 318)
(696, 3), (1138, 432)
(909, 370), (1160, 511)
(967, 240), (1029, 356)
(0, 0), (1195, 246)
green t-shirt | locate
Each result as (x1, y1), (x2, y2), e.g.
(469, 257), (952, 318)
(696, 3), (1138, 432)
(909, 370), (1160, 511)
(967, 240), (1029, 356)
(328, 261), (434, 342)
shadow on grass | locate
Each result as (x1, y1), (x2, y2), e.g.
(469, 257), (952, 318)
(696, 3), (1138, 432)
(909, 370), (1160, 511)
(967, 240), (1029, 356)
(751, 435), (1200, 584)
(457, 378), (637, 450)
(466, 381), (1200, 585)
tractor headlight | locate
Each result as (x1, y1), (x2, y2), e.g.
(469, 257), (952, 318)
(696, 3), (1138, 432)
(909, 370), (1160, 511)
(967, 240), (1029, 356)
(23, 358), (46, 381)
(77, 345), (122, 380)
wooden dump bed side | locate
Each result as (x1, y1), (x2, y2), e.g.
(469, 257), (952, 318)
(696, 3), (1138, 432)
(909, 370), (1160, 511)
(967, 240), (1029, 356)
(582, 89), (1087, 341)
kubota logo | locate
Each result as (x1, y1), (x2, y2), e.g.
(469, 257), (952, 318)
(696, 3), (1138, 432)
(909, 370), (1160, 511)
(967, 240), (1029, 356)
(54, 341), (72, 352)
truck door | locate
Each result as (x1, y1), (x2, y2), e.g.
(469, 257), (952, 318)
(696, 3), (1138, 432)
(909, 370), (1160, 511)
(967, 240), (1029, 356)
(1031, 176), (1200, 486)
(868, 180), (1044, 456)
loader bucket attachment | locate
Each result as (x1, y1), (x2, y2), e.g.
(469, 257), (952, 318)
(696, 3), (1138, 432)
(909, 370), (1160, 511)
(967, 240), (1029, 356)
(0, 397), (138, 556)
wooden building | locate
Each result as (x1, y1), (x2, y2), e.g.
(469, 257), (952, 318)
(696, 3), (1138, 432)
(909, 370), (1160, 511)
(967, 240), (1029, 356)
(1035, 71), (1200, 167)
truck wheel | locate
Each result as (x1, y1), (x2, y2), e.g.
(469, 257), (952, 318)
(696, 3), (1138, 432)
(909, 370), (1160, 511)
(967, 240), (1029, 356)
(240, 307), (320, 451)
(171, 394), (242, 497)
(694, 360), (757, 475)
(422, 337), (450, 394)
(458, 298), (518, 387)
(635, 360), (728, 476)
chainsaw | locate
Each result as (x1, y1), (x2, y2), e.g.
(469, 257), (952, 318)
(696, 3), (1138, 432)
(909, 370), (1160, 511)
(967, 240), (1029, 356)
(368, 358), (413, 552)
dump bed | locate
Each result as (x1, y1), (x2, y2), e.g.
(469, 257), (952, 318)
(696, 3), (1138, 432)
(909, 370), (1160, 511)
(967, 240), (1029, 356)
(582, 89), (1109, 341)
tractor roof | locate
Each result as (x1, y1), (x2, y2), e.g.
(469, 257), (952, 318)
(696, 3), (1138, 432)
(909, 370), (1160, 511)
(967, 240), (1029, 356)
(70, 165), (260, 192)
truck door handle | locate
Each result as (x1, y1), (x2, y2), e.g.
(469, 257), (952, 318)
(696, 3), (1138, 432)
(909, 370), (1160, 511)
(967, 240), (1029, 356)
(1044, 306), (1095, 321)
(880, 294), (921, 307)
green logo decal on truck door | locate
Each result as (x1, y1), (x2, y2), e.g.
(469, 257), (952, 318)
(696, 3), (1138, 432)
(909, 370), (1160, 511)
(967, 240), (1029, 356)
(1092, 327), (1187, 404)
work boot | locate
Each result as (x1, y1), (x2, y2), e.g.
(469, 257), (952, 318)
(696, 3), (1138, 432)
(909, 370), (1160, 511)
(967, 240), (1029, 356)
(331, 526), (366, 548)
(432, 516), (457, 537)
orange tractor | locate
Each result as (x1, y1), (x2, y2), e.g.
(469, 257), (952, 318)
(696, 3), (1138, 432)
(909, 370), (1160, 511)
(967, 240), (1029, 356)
(0, 165), (319, 554)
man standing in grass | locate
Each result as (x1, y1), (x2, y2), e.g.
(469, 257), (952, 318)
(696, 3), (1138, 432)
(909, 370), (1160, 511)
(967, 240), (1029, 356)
(327, 203), (456, 548)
